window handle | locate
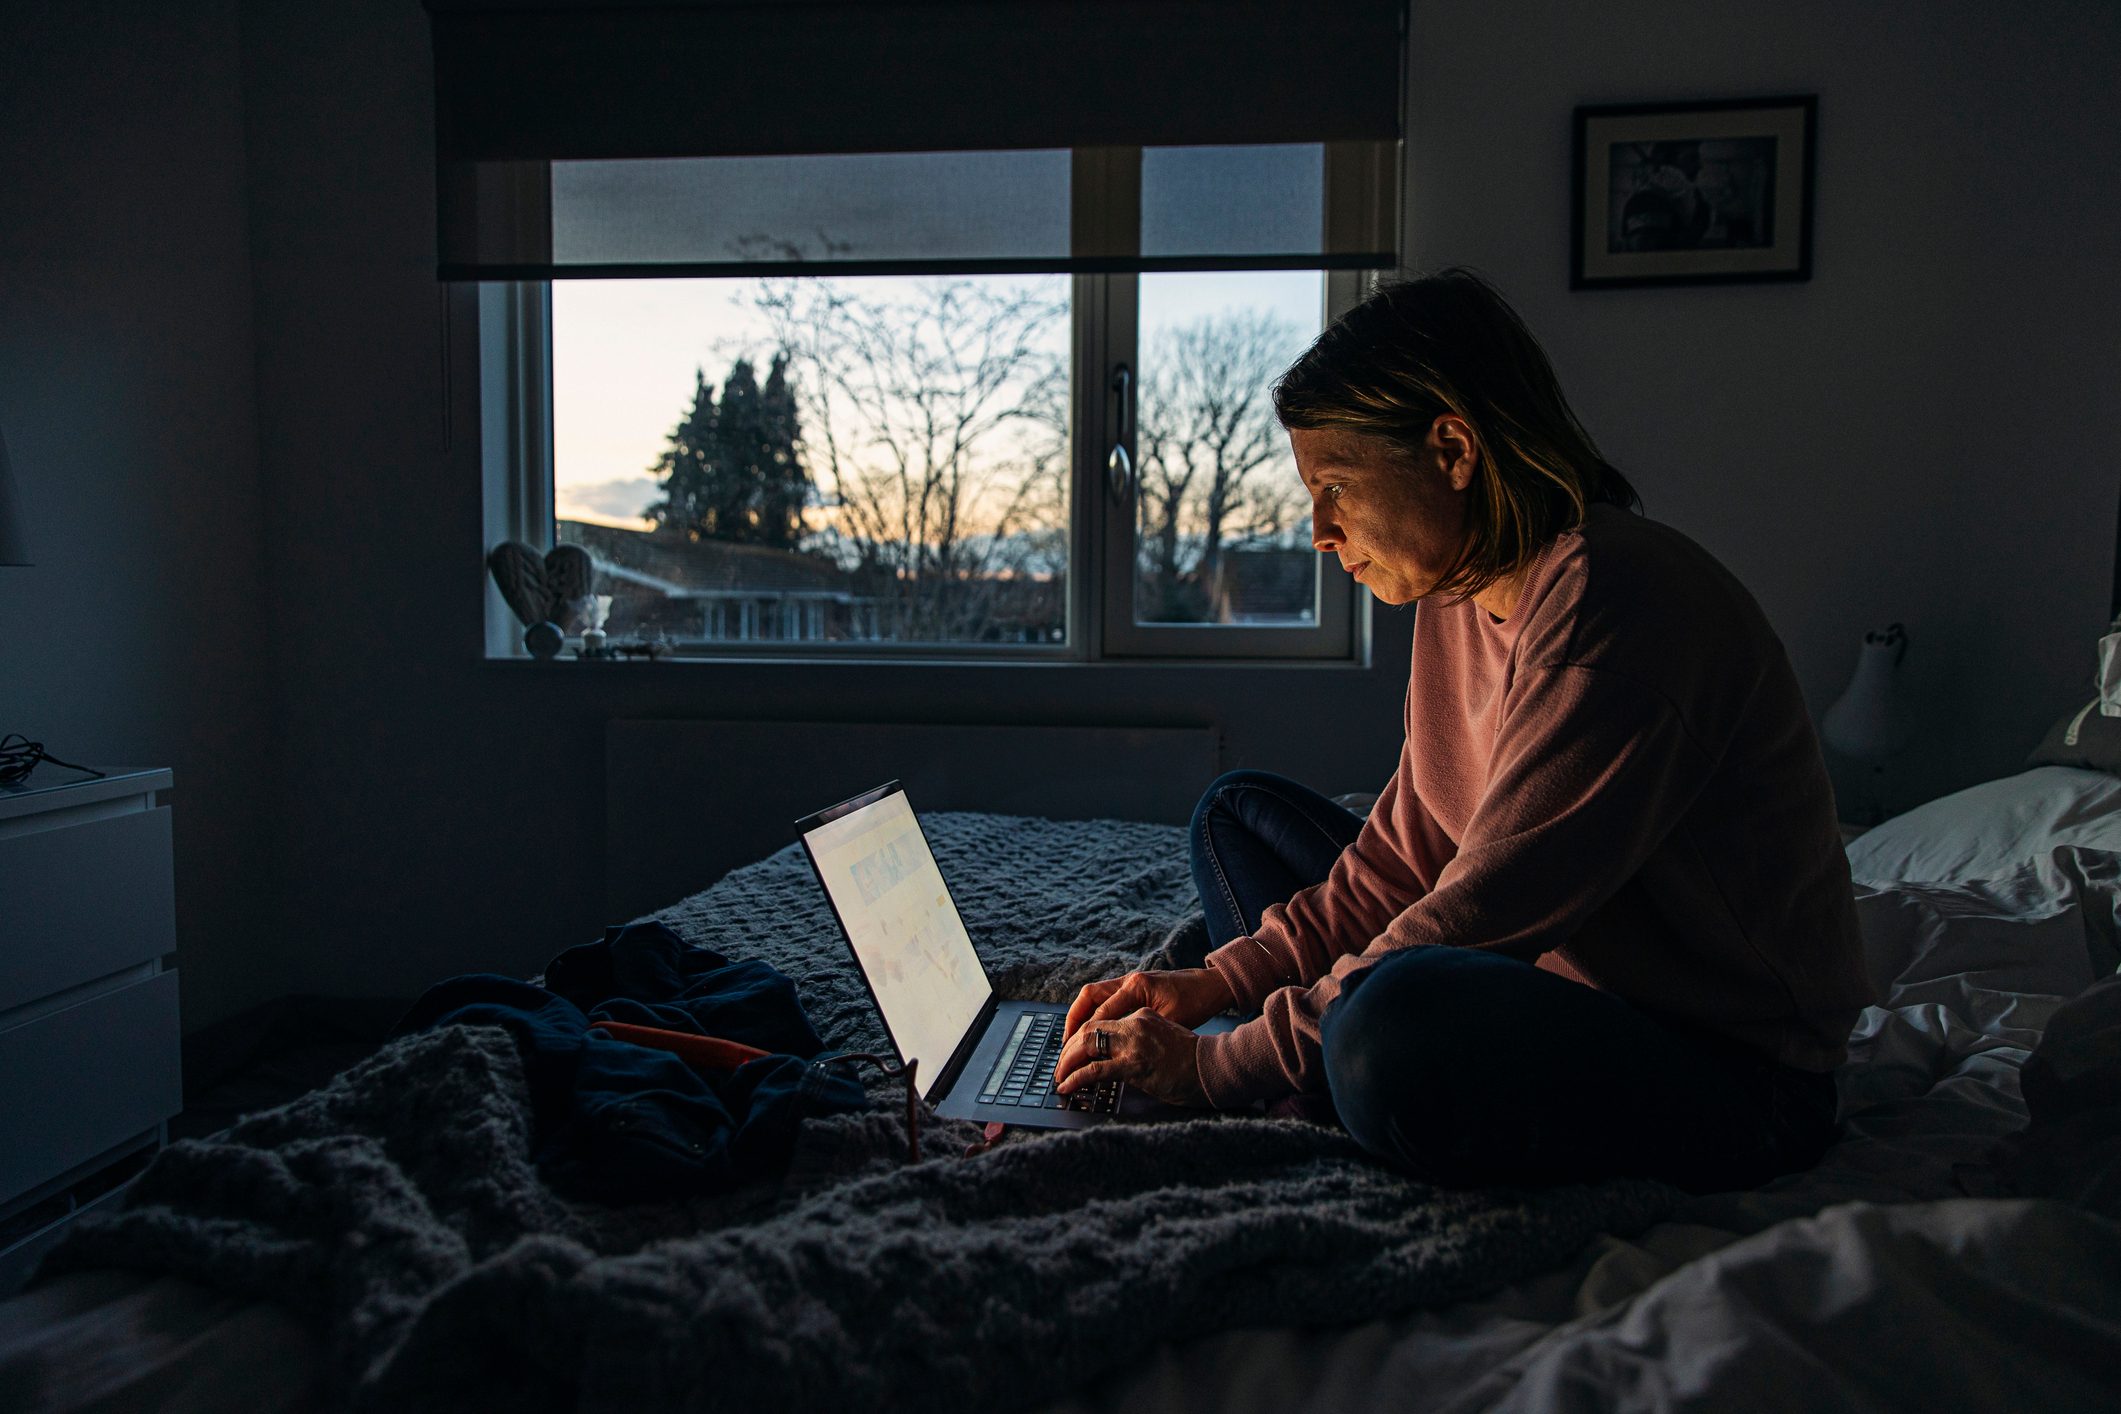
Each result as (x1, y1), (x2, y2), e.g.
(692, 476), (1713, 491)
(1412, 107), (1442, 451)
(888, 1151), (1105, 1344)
(1106, 364), (1135, 504)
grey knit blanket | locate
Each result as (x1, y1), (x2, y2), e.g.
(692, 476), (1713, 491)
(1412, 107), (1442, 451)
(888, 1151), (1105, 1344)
(50, 813), (1675, 1413)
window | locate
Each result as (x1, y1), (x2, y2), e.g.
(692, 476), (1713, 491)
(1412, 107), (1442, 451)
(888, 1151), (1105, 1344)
(436, 1), (1405, 662)
(500, 264), (1367, 659)
(550, 271), (1077, 653)
(1103, 269), (1367, 659)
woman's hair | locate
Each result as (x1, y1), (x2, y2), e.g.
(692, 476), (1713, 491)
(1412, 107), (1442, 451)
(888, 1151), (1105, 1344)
(1273, 268), (1639, 602)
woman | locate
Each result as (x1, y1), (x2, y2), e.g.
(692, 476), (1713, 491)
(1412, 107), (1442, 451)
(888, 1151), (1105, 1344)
(1052, 269), (1872, 1193)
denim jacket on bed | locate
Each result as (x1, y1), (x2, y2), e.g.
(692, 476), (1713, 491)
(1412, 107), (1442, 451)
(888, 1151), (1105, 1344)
(397, 922), (864, 1204)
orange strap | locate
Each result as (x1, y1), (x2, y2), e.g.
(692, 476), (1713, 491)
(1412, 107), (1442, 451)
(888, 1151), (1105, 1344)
(588, 1020), (772, 1073)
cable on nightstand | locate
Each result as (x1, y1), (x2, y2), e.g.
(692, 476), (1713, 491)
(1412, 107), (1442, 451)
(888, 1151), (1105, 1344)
(0, 734), (106, 786)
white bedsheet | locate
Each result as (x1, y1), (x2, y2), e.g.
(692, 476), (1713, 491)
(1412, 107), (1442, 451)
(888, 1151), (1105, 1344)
(1471, 1197), (2121, 1412)
(1054, 776), (2121, 1414)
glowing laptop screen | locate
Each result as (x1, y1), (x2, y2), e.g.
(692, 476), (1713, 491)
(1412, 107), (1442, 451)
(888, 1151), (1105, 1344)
(801, 790), (990, 1084)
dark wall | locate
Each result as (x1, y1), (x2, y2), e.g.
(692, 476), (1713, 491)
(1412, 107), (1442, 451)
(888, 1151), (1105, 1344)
(1405, 0), (2121, 812)
(0, 1), (276, 1028)
(237, 0), (1410, 1006)
(8, 0), (2117, 1023)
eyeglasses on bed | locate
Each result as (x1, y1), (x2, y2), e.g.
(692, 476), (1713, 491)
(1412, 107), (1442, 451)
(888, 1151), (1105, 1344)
(814, 1052), (921, 1163)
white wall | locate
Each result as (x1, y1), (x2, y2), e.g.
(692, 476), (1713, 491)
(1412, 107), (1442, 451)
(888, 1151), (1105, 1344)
(1406, 0), (2121, 811)
(0, 1), (277, 1029)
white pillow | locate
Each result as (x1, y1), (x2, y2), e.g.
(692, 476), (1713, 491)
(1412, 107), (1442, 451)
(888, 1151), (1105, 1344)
(1847, 766), (2121, 886)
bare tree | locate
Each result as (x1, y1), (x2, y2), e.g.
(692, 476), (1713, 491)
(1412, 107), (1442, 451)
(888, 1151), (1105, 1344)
(750, 278), (1069, 641)
(1134, 309), (1309, 623)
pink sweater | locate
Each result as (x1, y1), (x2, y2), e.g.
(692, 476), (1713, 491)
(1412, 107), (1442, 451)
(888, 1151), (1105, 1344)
(1195, 505), (1873, 1108)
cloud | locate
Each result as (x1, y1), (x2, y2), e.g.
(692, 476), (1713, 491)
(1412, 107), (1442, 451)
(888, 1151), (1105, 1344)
(560, 476), (661, 520)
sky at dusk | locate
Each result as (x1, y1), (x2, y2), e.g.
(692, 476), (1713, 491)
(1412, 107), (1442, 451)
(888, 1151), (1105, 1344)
(551, 270), (1326, 531)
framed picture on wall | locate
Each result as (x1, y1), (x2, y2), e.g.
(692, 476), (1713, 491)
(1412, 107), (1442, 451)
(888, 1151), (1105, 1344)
(1571, 95), (1817, 290)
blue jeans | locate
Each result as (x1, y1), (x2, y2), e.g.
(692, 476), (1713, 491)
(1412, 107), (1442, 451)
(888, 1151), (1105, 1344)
(1188, 769), (1839, 1192)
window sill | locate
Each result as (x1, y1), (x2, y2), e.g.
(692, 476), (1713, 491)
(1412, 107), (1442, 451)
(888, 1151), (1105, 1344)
(481, 650), (1377, 673)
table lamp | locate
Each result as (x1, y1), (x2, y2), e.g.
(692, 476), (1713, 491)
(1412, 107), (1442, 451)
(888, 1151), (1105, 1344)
(1821, 622), (1909, 825)
(0, 425), (29, 566)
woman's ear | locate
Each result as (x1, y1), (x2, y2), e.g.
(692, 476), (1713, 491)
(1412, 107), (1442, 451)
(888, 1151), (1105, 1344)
(1431, 415), (1480, 492)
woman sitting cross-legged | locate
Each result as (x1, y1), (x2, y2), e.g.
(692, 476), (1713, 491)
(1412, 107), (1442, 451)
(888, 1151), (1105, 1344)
(1051, 269), (1874, 1195)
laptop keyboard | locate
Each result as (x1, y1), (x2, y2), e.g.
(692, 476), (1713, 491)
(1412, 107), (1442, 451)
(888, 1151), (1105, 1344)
(976, 1011), (1122, 1114)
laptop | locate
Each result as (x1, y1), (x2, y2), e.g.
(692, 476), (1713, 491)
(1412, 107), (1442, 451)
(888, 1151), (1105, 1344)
(796, 780), (1232, 1129)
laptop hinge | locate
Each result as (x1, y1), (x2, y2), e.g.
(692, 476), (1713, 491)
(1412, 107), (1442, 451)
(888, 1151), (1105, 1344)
(928, 990), (1000, 1102)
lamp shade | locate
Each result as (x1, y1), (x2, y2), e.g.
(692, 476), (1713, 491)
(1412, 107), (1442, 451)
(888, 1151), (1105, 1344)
(1821, 623), (1910, 763)
(0, 426), (28, 566)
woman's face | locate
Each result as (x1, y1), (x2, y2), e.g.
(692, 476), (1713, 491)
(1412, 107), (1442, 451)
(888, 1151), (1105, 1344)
(1292, 424), (1471, 607)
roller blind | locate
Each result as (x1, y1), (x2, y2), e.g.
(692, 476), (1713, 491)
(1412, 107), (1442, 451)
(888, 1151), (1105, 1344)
(427, 0), (1405, 280)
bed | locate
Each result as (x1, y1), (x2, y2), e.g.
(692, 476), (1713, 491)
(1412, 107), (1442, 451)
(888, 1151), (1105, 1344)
(3, 767), (2119, 1412)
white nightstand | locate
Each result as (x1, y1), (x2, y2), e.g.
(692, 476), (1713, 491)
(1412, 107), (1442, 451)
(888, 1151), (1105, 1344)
(0, 767), (180, 1293)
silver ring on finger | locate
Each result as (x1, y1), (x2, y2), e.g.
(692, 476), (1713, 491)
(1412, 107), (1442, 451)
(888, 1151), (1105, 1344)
(1093, 1028), (1111, 1060)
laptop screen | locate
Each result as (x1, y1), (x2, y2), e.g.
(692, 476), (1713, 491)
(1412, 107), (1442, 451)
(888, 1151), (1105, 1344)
(799, 787), (991, 1085)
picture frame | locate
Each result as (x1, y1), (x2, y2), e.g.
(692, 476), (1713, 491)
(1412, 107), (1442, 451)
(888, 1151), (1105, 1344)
(1571, 95), (1816, 290)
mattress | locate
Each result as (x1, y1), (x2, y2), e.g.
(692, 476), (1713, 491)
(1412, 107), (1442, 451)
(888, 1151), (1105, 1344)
(6, 769), (2121, 1413)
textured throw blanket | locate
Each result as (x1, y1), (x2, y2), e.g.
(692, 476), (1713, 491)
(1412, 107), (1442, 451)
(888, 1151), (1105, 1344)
(51, 813), (1675, 1413)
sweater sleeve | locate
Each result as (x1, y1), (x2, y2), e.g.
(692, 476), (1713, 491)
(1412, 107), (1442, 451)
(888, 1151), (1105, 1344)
(1195, 662), (1724, 1107)
(1200, 758), (1445, 1013)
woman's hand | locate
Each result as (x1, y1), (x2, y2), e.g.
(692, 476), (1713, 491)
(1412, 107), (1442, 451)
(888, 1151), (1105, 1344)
(1051, 967), (1236, 1107)
(1052, 1008), (1208, 1108)
(1063, 967), (1234, 1040)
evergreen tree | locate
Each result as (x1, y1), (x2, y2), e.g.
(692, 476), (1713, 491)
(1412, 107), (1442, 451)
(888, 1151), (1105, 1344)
(644, 356), (811, 547)
(645, 368), (725, 536)
(714, 357), (767, 543)
(757, 353), (808, 549)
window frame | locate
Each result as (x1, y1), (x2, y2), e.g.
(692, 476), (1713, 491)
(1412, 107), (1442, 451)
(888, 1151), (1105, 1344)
(480, 182), (1385, 666)
(1091, 268), (1370, 660)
